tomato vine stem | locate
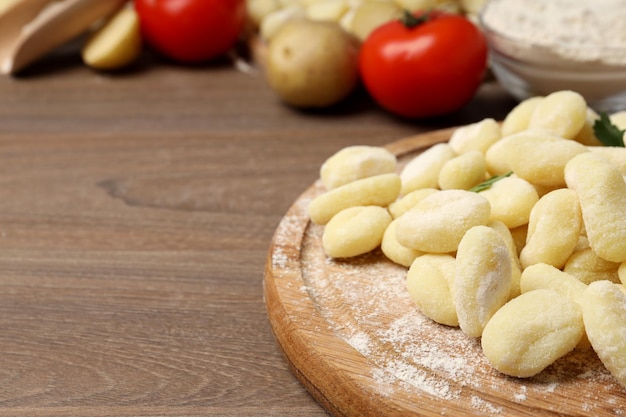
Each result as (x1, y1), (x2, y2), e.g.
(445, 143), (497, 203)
(401, 9), (431, 28)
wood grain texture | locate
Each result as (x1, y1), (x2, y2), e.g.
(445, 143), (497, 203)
(265, 129), (626, 417)
(0, 49), (518, 416)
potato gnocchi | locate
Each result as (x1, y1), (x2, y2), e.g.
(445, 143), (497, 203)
(307, 90), (626, 390)
(481, 289), (584, 378)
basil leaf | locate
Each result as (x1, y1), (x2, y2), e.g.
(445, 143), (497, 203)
(593, 112), (625, 147)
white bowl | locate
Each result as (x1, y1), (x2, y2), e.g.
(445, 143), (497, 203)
(479, 0), (626, 112)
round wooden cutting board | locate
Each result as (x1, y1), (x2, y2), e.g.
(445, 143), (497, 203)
(264, 128), (626, 417)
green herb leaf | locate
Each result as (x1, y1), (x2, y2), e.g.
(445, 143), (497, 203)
(470, 171), (513, 193)
(593, 112), (625, 147)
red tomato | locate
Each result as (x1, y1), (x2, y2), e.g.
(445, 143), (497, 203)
(359, 11), (488, 119)
(134, 0), (247, 64)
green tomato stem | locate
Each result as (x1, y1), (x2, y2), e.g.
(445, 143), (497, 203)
(401, 9), (431, 28)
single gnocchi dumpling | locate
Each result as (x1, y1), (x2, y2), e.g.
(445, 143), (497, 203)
(388, 188), (438, 219)
(587, 146), (626, 176)
(501, 130), (589, 188)
(520, 263), (587, 305)
(400, 143), (456, 195)
(455, 225), (512, 337)
(565, 152), (626, 263)
(501, 96), (543, 137)
(581, 280), (626, 390)
(563, 246), (621, 285)
(320, 145), (397, 190)
(407, 254), (458, 327)
(438, 150), (487, 190)
(484, 133), (516, 176)
(479, 175), (539, 229)
(395, 189), (491, 253)
(528, 90), (588, 140)
(520, 262), (592, 351)
(519, 188), (582, 269)
(572, 108), (602, 147)
(308, 173), (401, 225)
(481, 289), (584, 378)
(322, 205), (392, 258)
(448, 118), (501, 155)
(381, 218), (424, 268)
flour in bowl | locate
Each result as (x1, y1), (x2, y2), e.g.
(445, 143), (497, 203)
(481, 0), (626, 65)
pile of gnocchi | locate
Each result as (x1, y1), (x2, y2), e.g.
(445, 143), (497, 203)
(307, 90), (626, 389)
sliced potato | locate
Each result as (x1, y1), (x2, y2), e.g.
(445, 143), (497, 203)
(306, 0), (350, 22)
(0, 0), (19, 15)
(82, 7), (141, 71)
(349, 1), (401, 41)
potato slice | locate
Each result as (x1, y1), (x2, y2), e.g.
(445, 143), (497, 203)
(349, 1), (401, 41)
(82, 7), (141, 70)
(0, 0), (19, 15)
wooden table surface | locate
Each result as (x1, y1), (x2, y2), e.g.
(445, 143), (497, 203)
(0, 50), (517, 417)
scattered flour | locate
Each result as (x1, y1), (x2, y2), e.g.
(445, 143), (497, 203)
(471, 396), (504, 415)
(271, 180), (626, 415)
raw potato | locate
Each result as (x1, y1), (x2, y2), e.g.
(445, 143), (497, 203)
(407, 254), (458, 327)
(322, 206), (391, 258)
(455, 225), (512, 337)
(320, 145), (397, 190)
(395, 189), (491, 253)
(265, 19), (359, 108)
(481, 289), (584, 378)
(581, 281), (626, 389)
(82, 7), (142, 71)
(308, 173), (401, 225)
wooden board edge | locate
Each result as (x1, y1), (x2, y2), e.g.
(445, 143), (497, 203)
(262, 127), (461, 417)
